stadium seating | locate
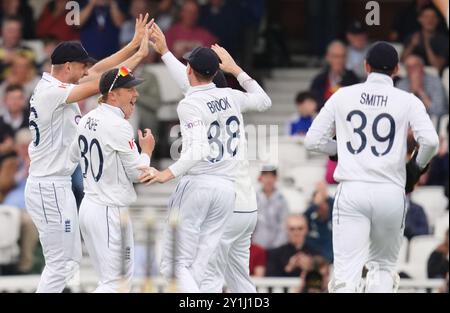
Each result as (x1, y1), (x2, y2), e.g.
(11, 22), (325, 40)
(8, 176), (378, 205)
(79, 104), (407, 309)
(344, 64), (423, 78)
(433, 211), (449, 241)
(144, 64), (184, 103)
(403, 235), (441, 279)
(443, 67), (449, 99)
(410, 186), (448, 231)
(439, 114), (449, 137)
(398, 236), (410, 264)
(281, 186), (308, 214)
(391, 42), (404, 60)
(424, 66), (440, 77)
(0, 206), (21, 267)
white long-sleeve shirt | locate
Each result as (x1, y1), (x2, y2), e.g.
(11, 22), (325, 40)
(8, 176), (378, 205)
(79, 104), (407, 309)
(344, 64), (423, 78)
(305, 73), (439, 188)
(28, 72), (81, 177)
(70, 103), (150, 207)
(162, 51), (272, 211)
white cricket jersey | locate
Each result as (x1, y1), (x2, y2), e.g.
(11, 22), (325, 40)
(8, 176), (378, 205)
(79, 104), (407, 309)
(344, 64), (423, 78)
(162, 52), (272, 211)
(28, 73), (81, 177)
(70, 104), (150, 207)
(305, 73), (439, 188)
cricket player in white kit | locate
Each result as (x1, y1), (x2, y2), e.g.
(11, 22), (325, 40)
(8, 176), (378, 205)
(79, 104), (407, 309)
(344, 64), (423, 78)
(70, 67), (155, 293)
(25, 15), (153, 293)
(146, 23), (272, 293)
(305, 42), (439, 293)
(139, 40), (271, 292)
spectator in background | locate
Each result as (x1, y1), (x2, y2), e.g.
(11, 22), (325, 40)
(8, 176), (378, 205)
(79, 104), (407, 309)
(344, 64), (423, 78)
(0, 117), (14, 154)
(404, 196), (429, 240)
(119, 0), (150, 47)
(301, 271), (324, 293)
(0, 84), (29, 133)
(312, 42), (359, 185)
(249, 242), (267, 277)
(36, 0), (80, 41)
(310, 40), (359, 111)
(199, 0), (242, 58)
(165, 0), (217, 60)
(0, 151), (17, 204)
(397, 54), (448, 118)
(346, 21), (371, 81)
(252, 166), (290, 250)
(0, 0), (35, 39)
(0, 49), (40, 101)
(425, 131), (449, 188)
(428, 229), (449, 278)
(266, 215), (317, 278)
(402, 5), (449, 73)
(79, 0), (128, 60)
(286, 91), (317, 136)
(0, 17), (30, 81)
(390, 0), (447, 42)
(304, 181), (333, 263)
(152, 0), (177, 33)
(238, 0), (264, 75)
(2, 129), (38, 274)
(306, 0), (344, 57)
(37, 36), (60, 74)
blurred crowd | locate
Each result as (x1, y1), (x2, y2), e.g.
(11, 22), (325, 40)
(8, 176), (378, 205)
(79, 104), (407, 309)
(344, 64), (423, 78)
(0, 0), (448, 293)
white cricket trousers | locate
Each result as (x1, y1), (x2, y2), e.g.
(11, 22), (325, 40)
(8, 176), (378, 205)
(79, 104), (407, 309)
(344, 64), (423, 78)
(25, 176), (81, 293)
(330, 181), (406, 293)
(160, 175), (235, 293)
(79, 197), (134, 293)
(200, 211), (257, 293)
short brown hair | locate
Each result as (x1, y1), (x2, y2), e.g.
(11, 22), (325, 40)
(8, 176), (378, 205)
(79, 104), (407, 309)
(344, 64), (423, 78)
(5, 84), (24, 95)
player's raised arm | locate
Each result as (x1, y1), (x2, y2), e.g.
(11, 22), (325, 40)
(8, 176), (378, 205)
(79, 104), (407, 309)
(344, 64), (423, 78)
(80, 13), (154, 83)
(304, 94), (338, 156)
(149, 23), (190, 93)
(211, 44), (272, 113)
(66, 28), (151, 104)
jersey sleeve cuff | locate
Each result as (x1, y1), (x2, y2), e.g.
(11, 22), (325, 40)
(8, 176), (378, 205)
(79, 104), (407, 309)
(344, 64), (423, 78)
(168, 163), (182, 178)
(63, 84), (77, 104)
(237, 72), (252, 86)
(140, 153), (151, 166)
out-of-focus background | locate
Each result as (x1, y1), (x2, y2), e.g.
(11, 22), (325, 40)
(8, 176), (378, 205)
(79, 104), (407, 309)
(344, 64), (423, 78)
(0, 0), (448, 293)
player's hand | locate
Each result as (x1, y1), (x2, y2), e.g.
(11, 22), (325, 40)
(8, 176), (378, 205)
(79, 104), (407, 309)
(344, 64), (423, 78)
(405, 149), (429, 194)
(136, 24), (151, 59)
(211, 44), (243, 77)
(138, 128), (155, 156)
(313, 182), (328, 206)
(138, 167), (174, 185)
(410, 32), (421, 48)
(149, 23), (169, 55)
(131, 13), (154, 49)
(296, 253), (313, 271)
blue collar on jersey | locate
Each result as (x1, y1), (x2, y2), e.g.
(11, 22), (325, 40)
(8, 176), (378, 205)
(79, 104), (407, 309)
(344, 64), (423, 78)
(366, 72), (394, 86)
(100, 103), (125, 119)
(186, 83), (216, 96)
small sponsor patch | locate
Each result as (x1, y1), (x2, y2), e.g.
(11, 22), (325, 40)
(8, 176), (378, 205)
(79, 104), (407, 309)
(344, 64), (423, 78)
(125, 247), (131, 260)
(75, 115), (82, 125)
(129, 139), (135, 150)
(65, 220), (71, 233)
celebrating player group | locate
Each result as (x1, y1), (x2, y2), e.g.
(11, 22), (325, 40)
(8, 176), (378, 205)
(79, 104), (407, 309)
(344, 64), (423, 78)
(25, 10), (439, 293)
